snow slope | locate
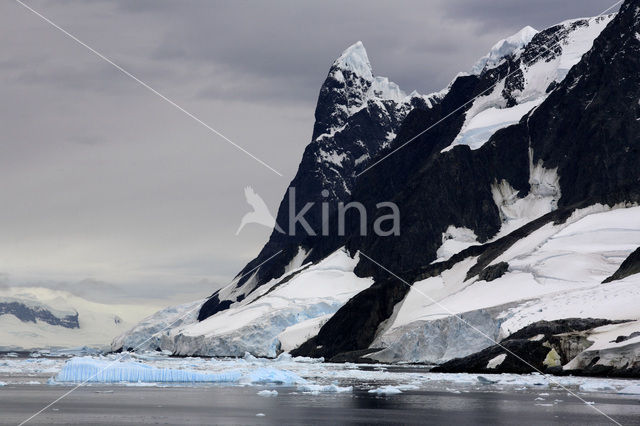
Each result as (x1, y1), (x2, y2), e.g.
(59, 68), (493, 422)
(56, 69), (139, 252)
(110, 299), (204, 352)
(447, 15), (614, 152)
(0, 287), (158, 351)
(113, 249), (373, 357)
(371, 205), (640, 364)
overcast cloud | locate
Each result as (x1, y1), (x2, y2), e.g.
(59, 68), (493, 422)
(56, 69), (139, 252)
(0, 0), (618, 306)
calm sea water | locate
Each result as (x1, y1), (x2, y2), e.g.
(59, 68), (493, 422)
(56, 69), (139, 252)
(1, 384), (639, 425)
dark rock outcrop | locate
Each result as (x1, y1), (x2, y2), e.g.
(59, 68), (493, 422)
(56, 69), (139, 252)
(0, 301), (79, 329)
(432, 318), (625, 374)
(603, 246), (640, 283)
(478, 262), (509, 282)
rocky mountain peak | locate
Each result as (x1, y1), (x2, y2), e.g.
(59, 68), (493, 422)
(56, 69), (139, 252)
(333, 40), (373, 80)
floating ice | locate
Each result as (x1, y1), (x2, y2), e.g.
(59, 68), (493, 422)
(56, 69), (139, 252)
(618, 385), (640, 395)
(54, 357), (305, 385)
(580, 381), (616, 392)
(240, 367), (307, 385)
(368, 385), (403, 395)
(55, 357), (240, 383)
(298, 384), (353, 394)
(257, 390), (278, 397)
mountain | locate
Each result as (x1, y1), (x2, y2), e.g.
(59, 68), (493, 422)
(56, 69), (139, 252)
(198, 41), (444, 321)
(0, 287), (157, 352)
(115, 0), (640, 376)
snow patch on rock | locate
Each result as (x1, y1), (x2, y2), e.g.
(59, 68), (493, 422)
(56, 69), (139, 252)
(472, 26), (539, 74)
(486, 353), (507, 369)
(436, 226), (479, 262)
(490, 148), (561, 238)
(368, 76), (406, 102)
(334, 41), (373, 81)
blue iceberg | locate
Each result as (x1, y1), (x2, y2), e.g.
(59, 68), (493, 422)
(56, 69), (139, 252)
(54, 357), (305, 385)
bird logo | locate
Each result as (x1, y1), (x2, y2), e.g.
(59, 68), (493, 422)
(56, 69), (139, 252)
(236, 186), (284, 235)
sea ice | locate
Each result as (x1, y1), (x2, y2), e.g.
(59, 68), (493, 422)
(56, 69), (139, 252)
(618, 385), (640, 395)
(298, 384), (353, 394)
(368, 385), (403, 395)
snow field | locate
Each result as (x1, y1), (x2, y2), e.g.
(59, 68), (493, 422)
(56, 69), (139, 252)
(372, 205), (640, 363)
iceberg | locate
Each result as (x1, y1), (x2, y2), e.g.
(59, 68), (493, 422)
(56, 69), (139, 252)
(54, 357), (305, 385)
(368, 385), (403, 395)
(297, 384), (353, 394)
(240, 367), (307, 385)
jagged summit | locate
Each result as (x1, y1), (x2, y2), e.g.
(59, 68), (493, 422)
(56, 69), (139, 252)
(333, 40), (373, 80)
(368, 76), (406, 102)
(472, 25), (538, 74)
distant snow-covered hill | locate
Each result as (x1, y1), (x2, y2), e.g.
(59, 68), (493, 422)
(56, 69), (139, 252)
(0, 287), (157, 351)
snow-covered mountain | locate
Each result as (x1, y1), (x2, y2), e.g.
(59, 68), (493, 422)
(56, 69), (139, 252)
(198, 41), (444, 320)
(115, 0), (640, 376)
(0, 287), (157, 351)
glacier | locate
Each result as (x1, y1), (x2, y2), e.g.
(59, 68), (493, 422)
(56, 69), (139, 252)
(113, 249), (373, 357)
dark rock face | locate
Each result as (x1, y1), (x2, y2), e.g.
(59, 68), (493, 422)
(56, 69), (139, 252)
(527, 10), (640, 210)
(478, 262), (509, 282)
(295, 2), (640, 359)
(432, 318), (624, 374)
(432, 339), (550, 374)
(603, 247), (640, 283)
(613, 331), (640, 344)
(0, 301), (79, 329)
(349, 9), (640, 279)
(197, 293), (232, 321)
(505, 318), (626, 341)
(567, 364), (640, 378)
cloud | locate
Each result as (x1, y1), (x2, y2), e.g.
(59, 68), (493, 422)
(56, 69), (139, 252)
(0, 273), (8, 289)
(442, 0), (620, 31)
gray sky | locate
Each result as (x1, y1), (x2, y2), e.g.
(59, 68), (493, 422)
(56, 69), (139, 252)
(0, 0), (617, 305)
